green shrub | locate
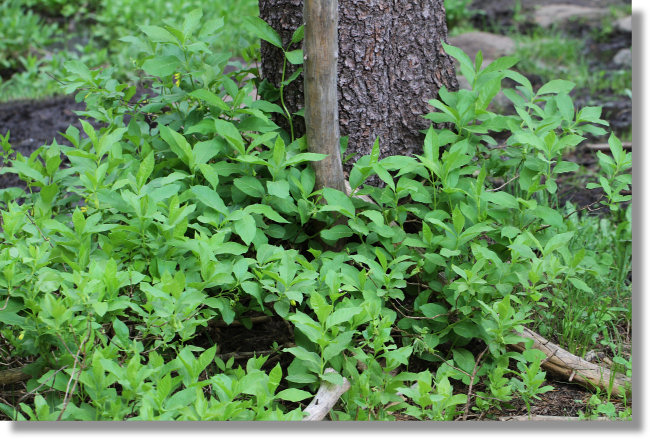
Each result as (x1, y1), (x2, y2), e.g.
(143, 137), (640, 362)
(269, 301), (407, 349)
(0, 9), (632, 420)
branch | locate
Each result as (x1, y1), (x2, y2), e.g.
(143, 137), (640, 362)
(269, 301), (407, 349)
(302, 368), (351, 421)
(510, 327), (631, 398)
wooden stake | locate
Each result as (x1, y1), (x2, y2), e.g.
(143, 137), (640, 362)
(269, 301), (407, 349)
(303, 0), (347, 193)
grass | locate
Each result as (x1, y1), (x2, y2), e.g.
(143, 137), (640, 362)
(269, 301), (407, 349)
(533, 203), (632, 359)
(0, 0), (259, 102)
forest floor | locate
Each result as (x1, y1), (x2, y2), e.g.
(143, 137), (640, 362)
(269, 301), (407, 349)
(0, 0), (632, 421)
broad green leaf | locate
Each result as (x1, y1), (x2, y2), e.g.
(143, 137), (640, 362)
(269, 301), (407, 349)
(182, 8), (203, 38)
(322, 331), (354, 362)
(234, 214), (257, 246)
(272, 135), (285, 167)
(199, 164), (220, 189)
(452, 348), (475, 374)
(321, 187), (355, 218)
(568, 277), (593, 293)
(189, 89), (230, 111)
(267, 180), (290, 199)
(284, 153), (327, 166)
(543, 232), (574, 255)
(453, 320), (479, 338)
(532, 206), (564, 228)
(137, 151), (154, 187)
(276, 388), (312, 402)
(291, 25), (305, 44)
(140, 25), (178, 43)
(191, 185), (228, 215)
(142, 55), (179, 77)
(243, 16), (283, 48)
(285, 49), (303, 65)
(325, 306), (362, 328)
(214, 119), (245, 152)
(536, 79), (575, 96)
(244, 204), (289, 223)
(481, 191), (518, 209)
(452, 206), (465, 235)
(553, 161), (579, 174)
(160, 125), (192, 165)
(234, 176), (265, 198)
(321, 225), (353, 241)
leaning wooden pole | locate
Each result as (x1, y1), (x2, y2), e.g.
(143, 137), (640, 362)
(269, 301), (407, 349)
(303, 0), (347, 193)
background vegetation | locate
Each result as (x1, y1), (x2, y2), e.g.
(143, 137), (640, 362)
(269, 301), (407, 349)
(0, 0), (632, 421)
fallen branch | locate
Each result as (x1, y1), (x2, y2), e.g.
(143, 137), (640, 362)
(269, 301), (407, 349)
(302, 368), (351, 421)
(511, 327), (631, 398)
(499, 415), (612, 421)
(0, 367), (31, 386)
(585, 142), (632, 151)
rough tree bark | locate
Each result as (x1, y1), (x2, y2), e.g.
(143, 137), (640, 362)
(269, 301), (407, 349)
(258, 0), (458, 181)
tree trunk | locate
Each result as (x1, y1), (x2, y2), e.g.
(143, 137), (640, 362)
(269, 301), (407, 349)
(258, 0), (458, 182)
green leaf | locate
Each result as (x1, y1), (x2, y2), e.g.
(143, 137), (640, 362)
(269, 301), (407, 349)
(276, 388), (312, 402)
(234, 214), (257, 246)
(189, 89), (230, 111)
(291, 25), (305, 44)
(285, 49), (304, 65)
(142, 55), (179, 77)
(234, 176), (265, 198)
(244, 204), (289, 223)
(568, 277), (593, 293)
(452, 206), (465, 235)
(452, 348), (475, 373)
(553, 161), (579, 174)
(532, 206), (564, 228)
(536, 79), (575, 96)
(140, 25), (178, 43)
(160, 125), (192, 165)
(453, 320), (479, 338)
(284, 153), (327, 166)
(267, 180), (290, 199)
(182, 8), (203, 38)
(543, 232), (574, 255)
(92, 301), (108, 317)
(323, 332), (354, 362)
(199, 164), (220, 189)
(325, 306), (362, 328)
(243, 16), (283, 48)
(482, 191), (519, 209)
(321, 225), (353, 241)
(191, 185), (228, 215)
(272, 135), (285, 167)
(136, 152), (154, 187)
(214, 119), (245, 152)
(321, 187), (355, 218)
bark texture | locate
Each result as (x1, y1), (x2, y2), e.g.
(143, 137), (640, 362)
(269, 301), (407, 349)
(259, 0), (458, 180)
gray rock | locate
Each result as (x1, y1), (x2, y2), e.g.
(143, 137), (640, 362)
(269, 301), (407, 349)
(533, 4), (608, 28)
(448, 32), (516, 65)
(613, 48), (632, 67)
(614, 15), (632, 33)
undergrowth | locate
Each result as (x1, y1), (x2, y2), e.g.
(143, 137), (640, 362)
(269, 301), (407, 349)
(0, 8), (632, 421)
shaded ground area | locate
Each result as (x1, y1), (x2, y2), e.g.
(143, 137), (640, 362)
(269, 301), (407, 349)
(0, 96), (87, 189)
